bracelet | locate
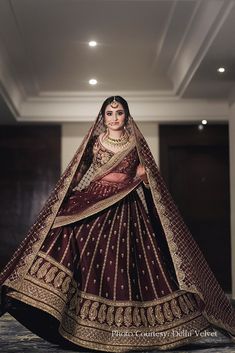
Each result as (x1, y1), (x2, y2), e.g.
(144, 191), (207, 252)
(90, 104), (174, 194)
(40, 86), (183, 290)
(143, 180), (150, 189)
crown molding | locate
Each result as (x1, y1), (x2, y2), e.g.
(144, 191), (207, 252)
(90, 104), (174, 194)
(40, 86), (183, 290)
(168, 0), (235, 96)
(151, 1), (177, 71)
(17, 93), (228, 122)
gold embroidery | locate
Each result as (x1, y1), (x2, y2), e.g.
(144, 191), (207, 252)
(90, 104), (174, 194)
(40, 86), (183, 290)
(140, 307), (148, 327)
(7, 279), (212, 352)
(36, 262), (51, 279)
(155, 304), (165, 324)
(69, 291), (78, 311)
(77, 217), (100, 269)
(60, 230), (73, 263)
(140, 206), (173, 293)
(146, 306), (155, 326)
(97, 303), (107, 323)
(133, 307), (141, 326)
(30, 258), (43, 275)
(115, 307), (123, 327)
(178, 295), (189, 314)
(52, 180), (141, 228)
(126, 202), (132, 301)
(106, 306), (115, 326)
(76, 297), (82, 316)
(44, 266), (58, 283)
(170, 298), (182, 318)
(88, 301), (99, 321)
(61, 276), (71, 294)
(134, 201), (158, 298)
(92, 136), (136, 181)
(123, 307), (132, 327)
(163, 302), (174, 322)
(80, 299), (91, 319)
(38, 251), (73, 276)
(54, 271), (66, 288)
(113, 201), (125, 300)
(99, 206), (120, 296)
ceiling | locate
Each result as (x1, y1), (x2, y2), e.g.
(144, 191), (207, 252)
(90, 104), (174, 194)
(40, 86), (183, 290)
(0, 0), (235, 123)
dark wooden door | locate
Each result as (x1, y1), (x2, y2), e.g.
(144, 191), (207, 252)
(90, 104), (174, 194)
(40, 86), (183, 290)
(160, 124), (231, 292)
(0, 125), (61, 271)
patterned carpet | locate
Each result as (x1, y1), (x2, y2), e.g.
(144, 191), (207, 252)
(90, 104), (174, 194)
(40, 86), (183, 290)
(0, 314), (235, 353)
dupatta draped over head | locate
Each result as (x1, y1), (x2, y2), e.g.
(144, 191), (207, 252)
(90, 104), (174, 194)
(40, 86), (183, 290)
(0, 109), (235, 339)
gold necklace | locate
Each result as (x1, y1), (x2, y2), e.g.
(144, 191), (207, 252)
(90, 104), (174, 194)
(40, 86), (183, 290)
(104, 132), (130, 148)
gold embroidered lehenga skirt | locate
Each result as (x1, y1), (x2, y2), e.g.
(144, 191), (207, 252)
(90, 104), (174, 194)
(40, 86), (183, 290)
(2, 178), (212, 352)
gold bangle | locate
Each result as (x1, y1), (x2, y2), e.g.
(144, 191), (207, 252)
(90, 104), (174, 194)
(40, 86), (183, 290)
(143, 180), (150, 189)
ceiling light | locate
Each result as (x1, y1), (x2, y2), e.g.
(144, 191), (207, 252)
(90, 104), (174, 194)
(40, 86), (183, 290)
(202, 119), (207, 125)
(198, 124), (204, 131)
(89, 78), (97, 85)
(217, 67), (225, 73)
(89, 41), (97, 47)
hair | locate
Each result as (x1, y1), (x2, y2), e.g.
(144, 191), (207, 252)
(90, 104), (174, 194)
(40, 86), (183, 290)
(100, 96), (130, 125)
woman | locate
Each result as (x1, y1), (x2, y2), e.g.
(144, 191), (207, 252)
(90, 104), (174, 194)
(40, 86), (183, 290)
(0, 96), (234, 352)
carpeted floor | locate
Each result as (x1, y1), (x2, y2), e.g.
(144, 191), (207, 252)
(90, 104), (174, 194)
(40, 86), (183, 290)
(0, 313), (235, 353)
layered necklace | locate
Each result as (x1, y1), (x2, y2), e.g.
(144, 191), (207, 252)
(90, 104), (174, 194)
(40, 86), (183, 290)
(103, 131), (130, 149)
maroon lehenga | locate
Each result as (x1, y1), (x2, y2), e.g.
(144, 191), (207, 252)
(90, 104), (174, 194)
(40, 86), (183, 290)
(0, 117), (235, 352)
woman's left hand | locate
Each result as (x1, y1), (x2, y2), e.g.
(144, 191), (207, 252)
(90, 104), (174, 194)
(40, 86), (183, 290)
(136, 164), (148, 184)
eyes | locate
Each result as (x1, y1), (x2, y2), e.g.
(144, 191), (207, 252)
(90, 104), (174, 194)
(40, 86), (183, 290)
(106, 110), (124, 117)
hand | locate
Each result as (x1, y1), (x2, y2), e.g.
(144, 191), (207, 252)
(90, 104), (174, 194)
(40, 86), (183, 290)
(136, 164), (148, 184)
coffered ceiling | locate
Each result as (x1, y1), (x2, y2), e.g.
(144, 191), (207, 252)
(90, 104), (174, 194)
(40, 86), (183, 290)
(0, 0), (235, 122)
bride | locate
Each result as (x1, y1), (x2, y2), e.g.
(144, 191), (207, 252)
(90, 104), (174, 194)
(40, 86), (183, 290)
(0, 95), (234, 352)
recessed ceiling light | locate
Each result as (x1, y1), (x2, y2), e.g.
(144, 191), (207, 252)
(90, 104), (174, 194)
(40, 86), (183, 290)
(202, 119), (207, 125)
(217, 67), (225, 73)
(89, 41), (97, 47)
(89, 78), (97, 85)
(198, 124), (204, 131)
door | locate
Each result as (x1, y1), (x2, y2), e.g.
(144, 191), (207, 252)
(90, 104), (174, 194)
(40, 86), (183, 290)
(0, 125), (61, 271)
(159, 124), (231, 292)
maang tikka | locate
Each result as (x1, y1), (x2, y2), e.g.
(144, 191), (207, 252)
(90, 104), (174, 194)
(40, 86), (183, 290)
(110, 96), (119, 108)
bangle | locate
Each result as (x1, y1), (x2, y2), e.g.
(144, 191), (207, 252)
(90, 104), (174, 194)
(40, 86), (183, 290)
(143, 180), (150, 189)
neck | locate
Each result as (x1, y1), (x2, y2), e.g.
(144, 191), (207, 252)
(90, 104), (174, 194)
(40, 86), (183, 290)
(107, 129), (125, 139)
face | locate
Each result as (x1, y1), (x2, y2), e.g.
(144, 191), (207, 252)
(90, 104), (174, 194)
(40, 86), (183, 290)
(104, 103), (126, 131)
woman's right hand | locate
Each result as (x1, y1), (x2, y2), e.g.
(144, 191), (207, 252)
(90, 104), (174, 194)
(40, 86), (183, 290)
(136, 164), (148, 184)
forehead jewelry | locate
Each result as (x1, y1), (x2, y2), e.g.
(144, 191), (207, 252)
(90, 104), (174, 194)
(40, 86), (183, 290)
(110, 96), (119, 108)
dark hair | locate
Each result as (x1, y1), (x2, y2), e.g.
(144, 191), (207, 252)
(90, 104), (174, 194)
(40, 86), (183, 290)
(100, 96), (130, 125)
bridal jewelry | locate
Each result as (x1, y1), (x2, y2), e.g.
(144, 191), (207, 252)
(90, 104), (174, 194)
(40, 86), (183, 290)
(110, 96), (119, 108)
(103, 132), (130, 149)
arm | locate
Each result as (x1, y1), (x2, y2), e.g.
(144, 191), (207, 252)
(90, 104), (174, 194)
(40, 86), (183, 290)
(136, 164), (150, 188)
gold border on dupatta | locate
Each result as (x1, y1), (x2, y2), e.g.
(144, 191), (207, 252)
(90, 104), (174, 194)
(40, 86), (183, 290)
(51, 179), (141, 228)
